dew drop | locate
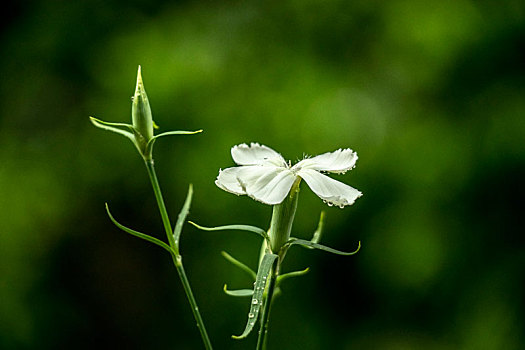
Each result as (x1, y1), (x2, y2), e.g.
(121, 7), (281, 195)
(248, 313), (254, 318)
(252, 299), (258, 305)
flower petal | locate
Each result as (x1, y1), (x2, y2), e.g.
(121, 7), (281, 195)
(294, 148), (358, 174)
(215, 167), (247, 195)
(231, 143), (287, 167)
(242, 167), (296, 205)
(297, 169), (362, 207)
(215, 165), (296, 205)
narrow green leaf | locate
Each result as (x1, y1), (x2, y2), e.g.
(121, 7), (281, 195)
(311, 211), (325, 245)
(145, 129), (203, 156)
(90, 117), (135, 140)
(276, 267), (310, 286)
(287, 238), (361, 256)
(105, 203), (173, 254)
(189, 222), (269, 242)
(172, 184), (193, 248)
(155, 129), (203, 138)
(223, 285), (254, 297)
(232, 253), (278, 340)
(221, 251), (257, 281)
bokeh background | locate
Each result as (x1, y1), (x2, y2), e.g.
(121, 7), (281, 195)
(1, 0), (524, 349)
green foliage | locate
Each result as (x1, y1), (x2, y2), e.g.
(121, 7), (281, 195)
(189, 222), (270, 243)
(232, 253), (278, 340)
(105, 203), (173, 254)
(286, 238), (361, 256)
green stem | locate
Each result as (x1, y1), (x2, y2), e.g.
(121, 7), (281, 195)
(144, 159), (213, 350)
(145, 160), (176, 249)
(256, 180), (301, 349)
(256, 260), (279, 350)
(171, 254), (212, 349)
(268, 179), (301, 254)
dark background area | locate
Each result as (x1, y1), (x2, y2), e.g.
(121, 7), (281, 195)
(1, 0), (524, 349)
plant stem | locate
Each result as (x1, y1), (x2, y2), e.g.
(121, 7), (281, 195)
(268, 179), (300, 254)
(256, 260), (279, 350)
(257, 179), (301, 349)
(145, 159), (213, 350)
(145, 160), (176, 247)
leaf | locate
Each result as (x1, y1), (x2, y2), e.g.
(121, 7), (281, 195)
(223, 285), (254, 297)
(89, 117), (135, 140)
(105, 203), (173, 254)
(172, 184), (193, 248)
(232, 252), (278, 340)
(145, 129), (203, 156)
(286, 238), (361, 256)
(154, 129), (203, 138)
(221, 251), (257, 281)
(276, 267), (310, 286)
(188, 222), (269, 242)
(311, 211), (325, 245)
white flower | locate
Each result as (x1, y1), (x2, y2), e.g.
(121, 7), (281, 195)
(215, 143), (362, 207)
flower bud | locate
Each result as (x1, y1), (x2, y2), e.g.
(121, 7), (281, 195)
(132, 65), (154, 143)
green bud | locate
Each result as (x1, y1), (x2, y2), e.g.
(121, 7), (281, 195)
(132, 65), (154, 145)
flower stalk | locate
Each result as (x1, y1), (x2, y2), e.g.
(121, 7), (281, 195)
(144, 153), (213, 350)
(257, 180), (300, 349)
(91, 66), (212, 349)
(144, 159), (211, 348)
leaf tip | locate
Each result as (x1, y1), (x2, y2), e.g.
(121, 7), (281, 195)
(89, 116), (100, 126)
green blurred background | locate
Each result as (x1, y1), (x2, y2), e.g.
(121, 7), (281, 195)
(1, 0), (524, 349)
